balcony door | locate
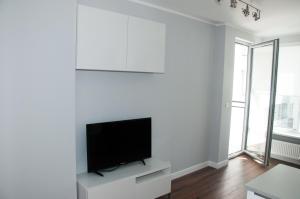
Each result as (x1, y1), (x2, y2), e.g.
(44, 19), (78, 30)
(228, 43), (249, 156)
(244, 39), (279, 166)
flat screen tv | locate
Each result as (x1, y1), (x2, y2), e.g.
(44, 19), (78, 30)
(86, 117), (151, 172)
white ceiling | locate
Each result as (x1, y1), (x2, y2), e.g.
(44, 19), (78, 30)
(130, 0), (300, 37)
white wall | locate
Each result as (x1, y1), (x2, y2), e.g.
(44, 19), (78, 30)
(76, 0), (215, 174)
(0, 1), (77, 199)
(0, 2), (259, 198)
(208, 26), (226, 163)
(263, 34), (300, 44)
(75, 1), (259, 174)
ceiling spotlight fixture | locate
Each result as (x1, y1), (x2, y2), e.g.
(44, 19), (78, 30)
(217, 0), (261, 21)
(242, 4), (250, 17)
(252, 9), (261, 21)
(230, 0), (238, 8)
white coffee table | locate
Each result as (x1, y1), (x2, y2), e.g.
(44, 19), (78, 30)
(246, 164), (300, 199)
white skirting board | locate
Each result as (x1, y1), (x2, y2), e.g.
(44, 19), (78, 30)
(208, 160), (229, 169)
(171, 159), (228, 180)
(171, 162), (209, 180)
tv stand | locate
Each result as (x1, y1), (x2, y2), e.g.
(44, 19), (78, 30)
(141, 159), (146, 166)
(77, 158), (171, 199)
(94, 171), (104, 177)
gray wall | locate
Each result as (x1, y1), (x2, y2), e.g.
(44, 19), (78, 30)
(0, 1), (77, 199)
(76, 0), (216, 173)
(208, 26), (226, 162)
(208, 26), (257, 162)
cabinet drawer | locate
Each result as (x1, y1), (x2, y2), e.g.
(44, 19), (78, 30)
(88, 178), (135, 199)
(135, 174), (171, 199)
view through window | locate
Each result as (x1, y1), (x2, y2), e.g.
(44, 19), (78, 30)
(274, 45), (300, 138)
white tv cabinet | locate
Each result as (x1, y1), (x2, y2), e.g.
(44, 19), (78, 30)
(77, 158), (171, 199)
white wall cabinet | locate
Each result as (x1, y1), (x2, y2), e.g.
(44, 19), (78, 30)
(127, 16), (165, 73)
(76, 5), (128, 71)
(76, 5), (165, 73)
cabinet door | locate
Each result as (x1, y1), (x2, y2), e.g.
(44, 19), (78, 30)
(247, 191), (266, 199)
(127, 16), (166, 73)
(77, 5), (128, 71)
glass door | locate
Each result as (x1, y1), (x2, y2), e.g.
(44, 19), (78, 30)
(245, 39), (279, 166)
(228, 43), (249, 156)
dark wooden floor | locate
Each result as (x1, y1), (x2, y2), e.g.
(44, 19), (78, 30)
(159, 154), (300, 199)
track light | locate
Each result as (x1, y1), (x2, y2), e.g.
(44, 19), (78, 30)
(252, 10), (261, 21)
(230, 0), (238, 8)
(242, 4), (250, 17)
(217, 0), (261, 21)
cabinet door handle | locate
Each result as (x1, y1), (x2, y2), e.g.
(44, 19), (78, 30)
(254, 192), (269, 199)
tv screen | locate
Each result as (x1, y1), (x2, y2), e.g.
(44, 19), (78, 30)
(86, 117), (151, 172)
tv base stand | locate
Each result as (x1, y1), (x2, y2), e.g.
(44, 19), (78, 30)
(141, 159), (146, 166)
(77, 158), (171, 199)
(94, 171), (104, 177)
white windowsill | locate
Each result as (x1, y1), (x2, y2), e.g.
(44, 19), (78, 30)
(273, 128), (300, 140)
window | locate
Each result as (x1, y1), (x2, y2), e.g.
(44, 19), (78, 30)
(274, 96), (300, 130)
(273, 45), (300, 138)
